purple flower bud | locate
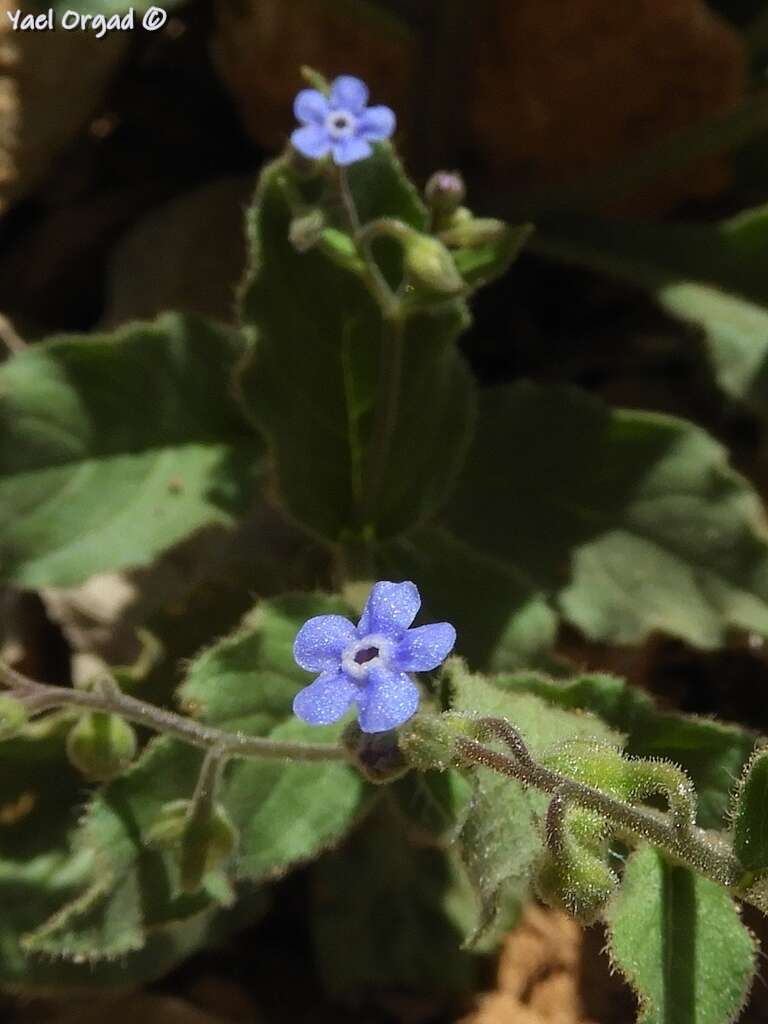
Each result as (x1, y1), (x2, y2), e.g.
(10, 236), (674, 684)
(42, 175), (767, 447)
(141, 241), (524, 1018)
(425, 171), (466, 214)
(292, 581), (456, 734)
(291, 75), (396, 167)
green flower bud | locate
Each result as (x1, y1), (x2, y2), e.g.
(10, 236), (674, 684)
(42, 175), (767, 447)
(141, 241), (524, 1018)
(424, 170), (466, 218)
(179, 805), (238, 894)
(536, 849), (618, 924)
(403, 234), (464, 296)
(542, 740), (633, 800)
(144, 799), (189, 848)
(0, 695), (28, 740)
(289, 209), (327, 253)
(440, 217), (509, 248)
(66, 712), (137, 783)
(399, 712), (476, 772)
(145, 799), (238, 894)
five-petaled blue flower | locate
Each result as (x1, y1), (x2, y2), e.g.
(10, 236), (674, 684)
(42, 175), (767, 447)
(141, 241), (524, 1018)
(293, 581), (455, 734)
(291, 75), (396, 167)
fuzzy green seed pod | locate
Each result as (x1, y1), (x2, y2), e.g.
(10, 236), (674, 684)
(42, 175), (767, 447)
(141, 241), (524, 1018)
(0, 695), (28, 741)
(66, 712), (137, 783)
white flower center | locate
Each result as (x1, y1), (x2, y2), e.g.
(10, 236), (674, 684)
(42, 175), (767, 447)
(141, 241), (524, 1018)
(342, 633), (391, 682)
(325, 110), (357, 141)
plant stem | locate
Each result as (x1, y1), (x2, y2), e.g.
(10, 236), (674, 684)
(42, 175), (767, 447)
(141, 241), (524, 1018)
(1, 664), (347, 764)
(336, 169), (399, 318)
(334, 168), (407, 530)
(363, 314), (405, 522)
(454, 717), (743, 889)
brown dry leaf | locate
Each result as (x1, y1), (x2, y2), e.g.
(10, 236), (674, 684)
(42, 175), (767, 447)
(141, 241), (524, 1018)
(463, 905), (632, 1024)
(0, 0), (129, 213)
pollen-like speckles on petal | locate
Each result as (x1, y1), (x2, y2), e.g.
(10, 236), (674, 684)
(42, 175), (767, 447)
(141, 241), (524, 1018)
(292, 582), (456, 734)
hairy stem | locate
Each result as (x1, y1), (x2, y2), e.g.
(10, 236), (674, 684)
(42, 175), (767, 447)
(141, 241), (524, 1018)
(454, 717), (742, 889)
(1, 664), (347, 763)
(334, 168), (407, 531)
(363, 314), (405, 522)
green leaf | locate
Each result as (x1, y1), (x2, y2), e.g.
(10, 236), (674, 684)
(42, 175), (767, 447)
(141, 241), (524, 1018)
(732, 749), (768, 871)
(606, 848), (756, 1024)
(239, 151), (474, 541)
(178, 594), (351, 733)
(0, 312), (262, 587)
(0, 714), (269, 990)
(445, 661), (620, 942)
(24, 738), (218, 962)
(225, 718), (367, 882)
(381, 527), (557, 670)
(311, 807), (478, 997)
(179, 593), (368, 882)
(500, 671), (755, 829)
(447, 381), (768, 649)
(531, 206), (768, 421)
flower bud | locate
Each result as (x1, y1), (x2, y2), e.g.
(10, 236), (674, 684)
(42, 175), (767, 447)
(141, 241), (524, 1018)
(425, 171), (466, 217)
(440, 217), (509, 249)
(535, 848), (618, 924)
(66, 712), (137, 783)
(289, 209), (327, 253)
(342, 721), (409, 783)
(0, 695), (28, 741)
(399, 712), (476, 772)
(144, 799), (189, 848)
(145, 799), (238, 894)
(179, 805), (238, 894)
(403, 234), (464, 296)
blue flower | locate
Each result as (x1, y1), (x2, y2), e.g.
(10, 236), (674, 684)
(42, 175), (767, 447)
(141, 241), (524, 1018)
(293, 581), (455, 734)
(291, 75), (396, 167)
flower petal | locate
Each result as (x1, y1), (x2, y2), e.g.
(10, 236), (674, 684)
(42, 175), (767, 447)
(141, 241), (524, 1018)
(293, 614), (357, 671)
(291, 124), (331, 160)
(394, 622), (456, 672)
(357, 105), (396, 141)
(357, 581), (421, 637)
(332, 137), (372, 166)
(293, 670), (358, 726)
(294, 88), (329, 125)
(357, 665), (419, 733)
(329, 75), (369, 115)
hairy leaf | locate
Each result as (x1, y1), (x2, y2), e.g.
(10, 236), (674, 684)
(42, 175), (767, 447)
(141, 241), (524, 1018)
(0, 313), (262, 587)
(445, 661), (620, 942)
(732, 749), (768, 871)
(225, 718), (367, 882)
(239, 150), (474, 541)
(532, 206), (768, 421)
(381, 527), (557, 670)
(447, 381), (768, 648)
(607, 848), (756, 1024)
(178, 593), (351, 732)
(311, 807), (477, 996)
